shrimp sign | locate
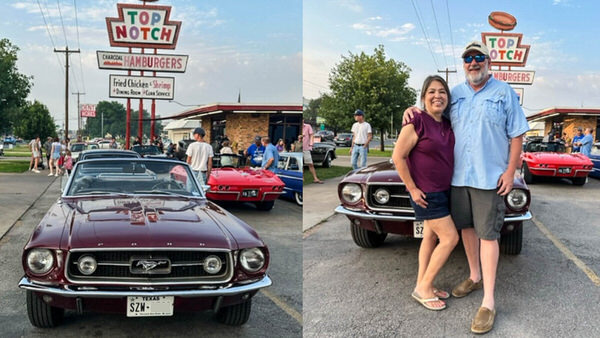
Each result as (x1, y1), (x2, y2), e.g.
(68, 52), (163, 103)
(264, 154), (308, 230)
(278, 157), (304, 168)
(106, 3), (181, 49)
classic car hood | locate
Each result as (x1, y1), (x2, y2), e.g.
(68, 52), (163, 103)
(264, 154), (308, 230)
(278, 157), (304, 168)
(527, 152), (592, 165)
(350, 160), (401, 183)
(209, 167), (283, 185)
(65, 197), (237, 250)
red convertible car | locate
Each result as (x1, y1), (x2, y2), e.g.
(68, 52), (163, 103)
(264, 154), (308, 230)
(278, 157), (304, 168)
(19, 159), (271, 327)
(521, 140), (593, 185)
(335, 159), (532, 254)
(205, 154), (285, 211)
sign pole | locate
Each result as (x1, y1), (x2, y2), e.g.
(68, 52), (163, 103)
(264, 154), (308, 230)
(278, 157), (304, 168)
(72, 92), (85, 136)
(151, 48), (157, 142)
(139, 47), (144, 142)
(126, 47), (132, 149)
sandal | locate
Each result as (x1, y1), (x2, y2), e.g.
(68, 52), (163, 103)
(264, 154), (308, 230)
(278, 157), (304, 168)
(411, 292), (446, 311)
(313, 180), (324, 184)
(433, 288), (450, 299)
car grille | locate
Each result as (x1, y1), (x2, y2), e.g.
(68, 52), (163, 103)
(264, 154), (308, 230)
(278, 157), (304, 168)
(66, 249), (233, 285)
(366, 184), (413, 211)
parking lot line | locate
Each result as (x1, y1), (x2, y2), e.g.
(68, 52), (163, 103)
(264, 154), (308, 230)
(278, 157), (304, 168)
(260, 289), (303, 324)
(531, 216), (600, 286)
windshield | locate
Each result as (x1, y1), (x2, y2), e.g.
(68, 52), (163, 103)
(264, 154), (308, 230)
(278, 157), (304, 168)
(66, 159), (202, 197)
(525, 142), (566, 153)
(132, 145), (162, 155)
(71, 144), (85, 152)
(214, 154), (241, 168)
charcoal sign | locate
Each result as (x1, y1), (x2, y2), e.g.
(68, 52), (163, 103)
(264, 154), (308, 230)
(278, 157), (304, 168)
(109, 75), (174, 100)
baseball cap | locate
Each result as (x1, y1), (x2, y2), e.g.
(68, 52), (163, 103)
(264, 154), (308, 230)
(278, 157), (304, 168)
(461, 41), (490, 58)
(254, 135), (262, 142)
(354, 109), (364, 116)
(193, 127), (205, 137)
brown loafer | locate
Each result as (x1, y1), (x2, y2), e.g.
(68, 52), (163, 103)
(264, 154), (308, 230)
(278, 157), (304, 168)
(451, 278), (483, 298)
(471, 307), (496, 334)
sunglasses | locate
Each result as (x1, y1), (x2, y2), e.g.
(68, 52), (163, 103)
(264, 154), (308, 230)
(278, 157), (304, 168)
(463, 54), (487, 63)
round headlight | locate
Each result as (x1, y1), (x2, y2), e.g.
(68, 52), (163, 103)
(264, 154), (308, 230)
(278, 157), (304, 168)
(240, 248), (265, 273)
(77, 255), (97, 275)
(203, 255), (223, 274)
(341, 183), (362, 203)
(26, 249), (55, 275)
(507, 189), (527, 210)
(373, 188), (390, 204)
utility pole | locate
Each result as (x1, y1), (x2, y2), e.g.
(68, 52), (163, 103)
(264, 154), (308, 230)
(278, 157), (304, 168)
(437, 67), (457, 83)
(55, 47), (80, 140)
(72, 91), (85, 137)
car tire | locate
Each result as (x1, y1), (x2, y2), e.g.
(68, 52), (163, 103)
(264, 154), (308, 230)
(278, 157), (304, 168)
(256, 200), (275, 211)
(500, 224), (522, 255)
(572, 177), (586, 186)
(294, 191), (303, 206)
(26, 290), (64, 328)
(522, 162), (534, 184)
(322, 153), (332, 168)
(215, 299), (252, 326)
(350, 222), (387, 248)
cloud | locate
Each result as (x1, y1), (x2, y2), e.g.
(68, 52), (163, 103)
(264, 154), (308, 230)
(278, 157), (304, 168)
(352, 21), (415, 40)
(336, 0), (362, 13)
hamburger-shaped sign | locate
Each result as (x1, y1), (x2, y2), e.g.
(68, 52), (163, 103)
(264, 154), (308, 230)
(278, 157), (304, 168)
(488, 11), (517, 31)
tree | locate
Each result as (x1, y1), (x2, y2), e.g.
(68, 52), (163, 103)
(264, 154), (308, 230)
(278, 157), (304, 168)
(321, 45), (416, 150)
(84, 101), (163, 139)
(0, 38), (33, 135)
(303, 97), (322, 125)
(13, 100), (57, 141)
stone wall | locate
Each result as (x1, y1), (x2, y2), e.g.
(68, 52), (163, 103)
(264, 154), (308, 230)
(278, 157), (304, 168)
(545, 116), (597, 142)
(225, 113), (269, 153)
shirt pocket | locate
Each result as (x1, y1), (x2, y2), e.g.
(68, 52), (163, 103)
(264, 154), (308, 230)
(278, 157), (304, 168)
(483, 97), (507, 127)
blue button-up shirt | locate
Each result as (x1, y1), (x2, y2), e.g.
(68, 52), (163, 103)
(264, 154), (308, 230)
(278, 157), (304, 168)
(262, 143), (279, 172)
(449, 76), (530, 190)
(580, 133), (594, 156)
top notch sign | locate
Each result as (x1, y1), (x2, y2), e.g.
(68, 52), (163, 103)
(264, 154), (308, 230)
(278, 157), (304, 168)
(481, 32), (530, 67)
(106, 4), (181, 49)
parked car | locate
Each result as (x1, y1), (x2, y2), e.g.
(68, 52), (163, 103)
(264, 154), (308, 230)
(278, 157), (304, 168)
(97, 140), (114, 149)
(333, 133), (353, 147)
(310, 142), (336, 168)
(175, 139), (196, 161)
(132, 144), (167, 158)
(587, 142), (600, 179)
(4, 136), (17, 145)
(70, 142), (99, 163)
(274, 152), (303, 205)
(78, 149), (141, 161)
(521, 140), (593, 185)
(203, 154), (285, 211)
(315, 130), (335, 142)
(334, 159), (532, 254)
(19, 158), (271, 328)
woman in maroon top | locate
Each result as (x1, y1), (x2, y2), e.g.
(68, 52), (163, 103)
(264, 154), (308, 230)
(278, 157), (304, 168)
(392, 75), (458, 311)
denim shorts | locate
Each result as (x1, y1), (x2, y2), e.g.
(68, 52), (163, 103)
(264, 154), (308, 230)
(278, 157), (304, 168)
(409, 189), (451, 221)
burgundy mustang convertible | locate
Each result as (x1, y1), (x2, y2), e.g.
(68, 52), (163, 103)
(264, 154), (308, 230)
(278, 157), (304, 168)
(19, 159), (271, 327)
(335, 159), (532, 255)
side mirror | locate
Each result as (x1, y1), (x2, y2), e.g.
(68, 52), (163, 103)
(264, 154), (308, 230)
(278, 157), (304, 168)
(201, 184), (210, 193)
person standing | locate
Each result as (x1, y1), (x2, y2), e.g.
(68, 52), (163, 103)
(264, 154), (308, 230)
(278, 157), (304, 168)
(28, 136), (41, 173)
(43, 137), (52, 169)
(244, 136), (265, 167)
(261, 137), (279, 172)
(109, 137), (118, 149)
(404, 41), (529, 334)
(49, 137), (61, 176)
(572, 128), (584, 153)
(350, 109), (372, 170)
(186, 127), (214, 185)
(392, 75), (458, 311)
(579, 127), (594, 157)
(302, 120), (323, 184)
(276, 139), (285, 152)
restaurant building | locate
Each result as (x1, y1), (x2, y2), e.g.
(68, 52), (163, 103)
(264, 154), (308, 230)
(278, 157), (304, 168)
(526, 107), (600, 141)
(162, 103), (302, 153)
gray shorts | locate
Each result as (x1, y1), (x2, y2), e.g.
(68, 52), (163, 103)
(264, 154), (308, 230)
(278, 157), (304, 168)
(303, 150), (313, 164)
(450, 186), (505, 240)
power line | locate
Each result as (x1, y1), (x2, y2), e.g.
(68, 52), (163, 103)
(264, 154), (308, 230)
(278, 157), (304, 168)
(303, 79), (329, 90)
(410, 0), (440, 70)
(430, 0), (448, 69)
(36, 0), (65, 76)
(73, 0), (86, 92)
(56, 0), (69, 47)
(445, 0), (459, 84)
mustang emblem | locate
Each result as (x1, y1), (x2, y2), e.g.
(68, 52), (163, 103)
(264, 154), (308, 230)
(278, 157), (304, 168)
(136, 260), (168, 271)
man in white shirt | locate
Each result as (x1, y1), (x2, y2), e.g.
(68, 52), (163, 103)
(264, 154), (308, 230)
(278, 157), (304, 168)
(350, 109), (372, 169)
(186, 127), (214, 185)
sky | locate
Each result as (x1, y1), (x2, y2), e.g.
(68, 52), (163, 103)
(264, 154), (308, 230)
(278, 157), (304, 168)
(304, 0), (600, 116)
(2, 0), (302, 130)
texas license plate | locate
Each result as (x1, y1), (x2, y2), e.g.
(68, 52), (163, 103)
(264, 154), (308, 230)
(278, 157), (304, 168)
(242, 189), (259, 197)
(558, 167), (571, 174)
(127, 296), (174, 317)
(413, 221), (424, 238)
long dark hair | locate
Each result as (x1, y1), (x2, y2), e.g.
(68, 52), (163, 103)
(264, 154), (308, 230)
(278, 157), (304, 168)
(420, 75), (451, 116)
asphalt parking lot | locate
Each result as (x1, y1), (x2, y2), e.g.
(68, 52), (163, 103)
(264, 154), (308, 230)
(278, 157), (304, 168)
(0, 173), (302, 337)
(303, 175), (600, 337)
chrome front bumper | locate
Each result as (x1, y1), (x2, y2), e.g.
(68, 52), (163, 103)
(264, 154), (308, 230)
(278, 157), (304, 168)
(19, 275), (272, 298)
(334, 205), (532, 222)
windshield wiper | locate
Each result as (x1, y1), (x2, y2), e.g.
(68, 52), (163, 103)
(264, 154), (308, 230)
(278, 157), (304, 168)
(133, 190), (192, 198)
(71, 190), (132, 197)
